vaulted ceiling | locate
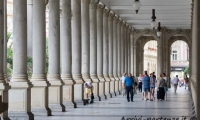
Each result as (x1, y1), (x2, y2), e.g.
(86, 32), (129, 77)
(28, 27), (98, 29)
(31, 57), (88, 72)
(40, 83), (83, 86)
(100, 0), (192, 30)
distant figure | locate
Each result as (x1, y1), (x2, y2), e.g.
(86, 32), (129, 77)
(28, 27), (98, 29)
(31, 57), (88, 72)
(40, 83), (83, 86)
(157, 73), (165, 101)
(185, 75), (189, 89)
(124, 73), (134, 102)
(142, 71), (150, 101)
(84, 82), (93, 98)
(121, 73), (127, 96)
(173, 75), (180, 93)
(150, 73), (156, 101)
(163, 73), (168, 100)
(138, 74), (143, 93)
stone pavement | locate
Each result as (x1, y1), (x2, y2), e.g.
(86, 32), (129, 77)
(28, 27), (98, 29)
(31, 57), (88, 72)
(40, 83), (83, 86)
(35, 87), (193, 120)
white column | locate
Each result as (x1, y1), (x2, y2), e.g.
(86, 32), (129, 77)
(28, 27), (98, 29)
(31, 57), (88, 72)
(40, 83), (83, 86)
(31, 0), (51, 116)
(9, 0), (33, 119)
(130, 28), (134, 75)
(27, 0), (33, 57)
(97, 4), (106, 100)
(133, 46), (137, 76)
(103, 8), (111, 99)
(89, 0), (100, 100)
(72, 0), (85, 105)
(61, 0), (75, 108)
(128, 26), (131, 73)
(113, 16), (119, 96)
(3, 0), (7, 82)
(108, 12), (115, 97)
(0, 0), (10, 119)
(47, 0), (64, 112)
(81, 0), (90, 82)
(117, 20), (122, 94)
(124, 24), (128, 73)
(121, 22), (125, 74)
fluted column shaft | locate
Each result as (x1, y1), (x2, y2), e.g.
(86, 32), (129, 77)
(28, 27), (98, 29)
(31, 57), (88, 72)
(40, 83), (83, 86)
(61, 0), (75, 108)
(72, 0), (84, 105)
(128, 27), (131, 73)
(90, 0), (99, 79)
(124, 25), (128, 72)
(9, 0), (33, 119)
(81, 0), (90, 80)
(47, 0), (64, 112)
(103, 9), (111, 98)
(108, 12), (115, 97)
(97, 4), (106, 100)
(113, 16), (118, 78)
(3, 0), (7, 82)
(27, 0), (33, 57)
(0, 0), (4, 83)
(120, 22), (125, 74)
(108, 12), (114, 78)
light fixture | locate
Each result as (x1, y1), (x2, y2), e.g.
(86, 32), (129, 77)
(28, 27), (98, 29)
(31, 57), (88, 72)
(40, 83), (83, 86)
(133, 0), (141, 14)
(151, 9), (157, 29)
(157, 22), (162, 38)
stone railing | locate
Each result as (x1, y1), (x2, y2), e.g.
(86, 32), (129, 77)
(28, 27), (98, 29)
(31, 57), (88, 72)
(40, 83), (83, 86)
(0, 96), (8, 114)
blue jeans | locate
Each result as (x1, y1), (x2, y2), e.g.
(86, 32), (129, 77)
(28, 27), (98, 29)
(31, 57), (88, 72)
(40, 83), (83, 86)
(126, 86), (133, 101)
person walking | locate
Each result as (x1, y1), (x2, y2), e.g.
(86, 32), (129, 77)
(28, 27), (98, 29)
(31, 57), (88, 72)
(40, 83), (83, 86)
(185, 75), (189, 89)
(124, 73), (134, 102)
(138, 74), (143, 93)
(121, 73), (127, 96)
(143, 71), (150, 101)
(150, 73), (156, 101)
(157, 74), (165, 101)
(163, 73), (168, 100)
(173, 75), (180, 93)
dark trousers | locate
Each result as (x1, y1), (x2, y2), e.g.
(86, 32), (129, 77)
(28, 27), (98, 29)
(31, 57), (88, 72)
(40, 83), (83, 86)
(126, 86), (133, 101)
(138, 82), (142, 92)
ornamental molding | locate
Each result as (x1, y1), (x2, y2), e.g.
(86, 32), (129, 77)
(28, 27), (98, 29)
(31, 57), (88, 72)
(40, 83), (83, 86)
(108, 12), (115, 21)
(45, 0), (49, 6)
(97, 4), (105, 12)
(113, 16), (119, 24)
(90, 0), (99, 9)
(103, 8), (110, 18)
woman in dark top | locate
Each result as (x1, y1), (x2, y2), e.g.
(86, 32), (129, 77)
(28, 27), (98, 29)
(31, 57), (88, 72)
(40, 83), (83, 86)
(157, 73), (165, 101)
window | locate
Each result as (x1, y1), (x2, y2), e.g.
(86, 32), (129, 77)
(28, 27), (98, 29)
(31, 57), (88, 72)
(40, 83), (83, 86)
(172, 50), (177, 61)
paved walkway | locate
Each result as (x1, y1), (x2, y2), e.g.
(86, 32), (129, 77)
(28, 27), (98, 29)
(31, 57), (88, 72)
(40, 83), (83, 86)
(35, 87), (193, 120)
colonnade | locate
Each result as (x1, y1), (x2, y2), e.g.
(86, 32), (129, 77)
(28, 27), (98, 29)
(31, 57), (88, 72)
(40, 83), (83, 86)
(0, 0), (133, 119)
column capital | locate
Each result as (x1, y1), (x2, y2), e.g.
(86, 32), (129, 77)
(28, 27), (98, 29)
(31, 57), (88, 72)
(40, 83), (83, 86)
(114, 16), (120, 24)
(97, 4), (105, 12)
(60, 9), (62, 17)
(90, 0), (99, 9)
(81, 0), (90, 4)
(108, 12), (115, 21)
(27, 0), (33, 5)
(103, 8), (110, 18)
(45, 0), (49, 6)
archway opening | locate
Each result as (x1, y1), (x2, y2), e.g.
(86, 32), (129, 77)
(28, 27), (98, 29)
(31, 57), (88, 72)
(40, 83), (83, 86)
(170, 40), (189, 83)
(143, 40), (158, 76)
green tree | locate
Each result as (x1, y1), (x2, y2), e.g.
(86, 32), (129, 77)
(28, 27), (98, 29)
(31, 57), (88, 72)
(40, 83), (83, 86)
(184, 66), (189, 77)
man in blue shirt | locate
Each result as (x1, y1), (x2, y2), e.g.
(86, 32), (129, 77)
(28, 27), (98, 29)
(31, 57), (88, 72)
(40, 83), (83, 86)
(143, 71), (150, 101)
(124, 73), (134, 102)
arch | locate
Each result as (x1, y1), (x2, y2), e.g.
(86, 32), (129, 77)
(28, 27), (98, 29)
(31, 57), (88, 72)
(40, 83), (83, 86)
(134, 30), (159, 45)
(168, 36), (191, 49)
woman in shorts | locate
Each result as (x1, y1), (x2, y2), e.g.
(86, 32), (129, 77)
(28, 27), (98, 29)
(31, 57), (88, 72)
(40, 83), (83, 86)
(150, 73), (156, 101)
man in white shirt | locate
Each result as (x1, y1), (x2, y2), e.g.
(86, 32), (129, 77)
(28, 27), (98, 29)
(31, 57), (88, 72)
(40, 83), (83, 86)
(121, 73), (127, 96)
(173, 75), (179, 93)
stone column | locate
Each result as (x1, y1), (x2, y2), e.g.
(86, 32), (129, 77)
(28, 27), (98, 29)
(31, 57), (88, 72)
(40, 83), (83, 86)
(113, 16), (119, 95)
(9, 0), (33, 119)
(139, 41), (144, 74)
(108, 12), (115, 97)
(133, 46), (137, 76)
(0, 0), (10, 119)
(130, 29), (134, 74)
(124, 24), (128, 73)
(192, 0), (200, 118)
(81, 0), (90, 83)
(61, 0), (76, 108)
(127, 26), (131, 73)
(27, 0), (33, 57)
(30, 0), (51, 116)
(121, 22), (125, 74)
(3, 0), (7, 82)
(97, 4), (106, 101)
(103, 8), (111, 99)
(117, 20), (122, 94)
(72, 0), (85, 105)
(47, 0), (64, 112)
(89, 0), (100, 100)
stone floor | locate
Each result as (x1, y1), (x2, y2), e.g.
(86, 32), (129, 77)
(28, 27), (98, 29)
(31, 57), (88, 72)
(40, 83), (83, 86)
(35, 87), (193, 120)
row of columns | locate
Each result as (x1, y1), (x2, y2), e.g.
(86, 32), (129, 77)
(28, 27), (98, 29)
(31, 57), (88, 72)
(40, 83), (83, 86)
(0, 0), (133, 119)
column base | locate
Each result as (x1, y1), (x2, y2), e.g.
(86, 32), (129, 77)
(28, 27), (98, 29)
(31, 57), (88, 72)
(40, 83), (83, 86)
(8, 81), (33, 120)
(110, 78), (116, 97)
(31, 80), (52, 116)
(74, 80), (85, 107)
(98, 79), (106, 101)
(62, 82), (76, 108)
(91, 78), (100, 101)
(114, 77), (120, 95)
(8, 112), (34, 120)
